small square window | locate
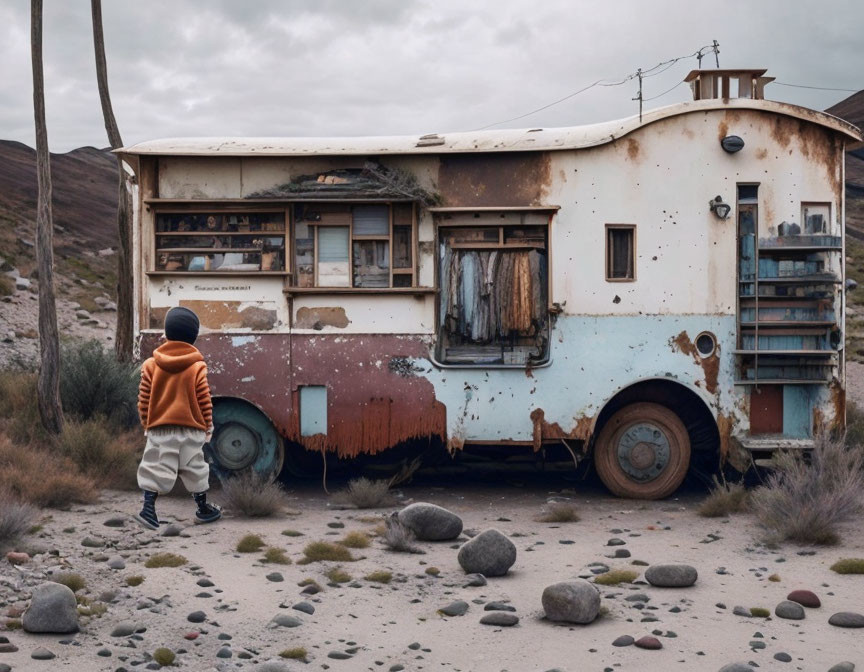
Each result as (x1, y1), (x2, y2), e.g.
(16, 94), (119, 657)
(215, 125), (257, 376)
(606, 225), (635, 281)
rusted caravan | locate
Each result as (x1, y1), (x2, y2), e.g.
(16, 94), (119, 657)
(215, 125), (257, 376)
(117, 69), (862, 498)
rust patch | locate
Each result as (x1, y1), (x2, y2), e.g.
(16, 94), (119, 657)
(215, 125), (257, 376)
(530, 408), (594, 452)
(755, 147), (768, 160)
(626, 138), (640, 161)
(669, 331), (719, 395)
(178, 300), (278, 330)
(716, 412), (732, 462)
(717, 119), (729, 141)
(437, 152), (551, 207)
(295, 306), (350, 329)
(149, 306), (169, 329)
(830, 381), (846, 431)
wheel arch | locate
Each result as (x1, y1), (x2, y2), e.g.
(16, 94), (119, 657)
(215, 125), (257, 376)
(209, 395), (285, 481)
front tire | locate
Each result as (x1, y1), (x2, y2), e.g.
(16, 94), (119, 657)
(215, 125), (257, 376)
(205, 399), (284, 482)
(593, 402), (691, 499)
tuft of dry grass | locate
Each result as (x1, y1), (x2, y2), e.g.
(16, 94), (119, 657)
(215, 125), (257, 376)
(144, 553), (187, 568)
(219, 471), (289, 517)
(0, 434), (97, 508)
(0, 274), (13, 297)
(0, 494), (37, 549)
(381, 515), (424, 554)
(125, 575), (144, 587)
(331, 477), (394, 509)
(425, 566), (440, 576)
(324, 567), (352, 583)
(52, 572), (86, 593)
(281, 529), (303, 537)
(750, 607), (770, 618)
(338, 531), (371, 549)
(830, 558), (864, 574)
(236, 534), (266, 553)
(698, 479), (751, 518)
(297, 578), (321, 589)
(0, 369), (48, 445)
(752, 433), (864, 545)
(77, 602), (108, 617)
(262, 547), (292, 565)
(55, 419), (142, 490)
(364, 570), (392, 584)
(593, 569), (638, 586)
(298, 541), (356, 564)
(279, 647), (308, 660)
(536, 501), (580, 523)
(152, 648), (176, 666)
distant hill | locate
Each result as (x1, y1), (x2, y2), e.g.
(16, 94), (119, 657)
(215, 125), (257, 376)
(0, 140), (118, 250)
(825, 91), (864, 233)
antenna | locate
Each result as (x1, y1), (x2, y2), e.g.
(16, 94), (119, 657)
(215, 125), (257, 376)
(712, 39), (720, 67)
(633, 68), (643, 123)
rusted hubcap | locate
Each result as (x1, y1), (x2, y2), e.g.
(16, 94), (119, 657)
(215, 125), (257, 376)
(616, 422), (671, 482)
(213, 421), (261, 471)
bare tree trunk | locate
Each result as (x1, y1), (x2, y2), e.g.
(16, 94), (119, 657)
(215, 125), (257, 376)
(91, 0), (133, 362)
(31, 0), (63, 434)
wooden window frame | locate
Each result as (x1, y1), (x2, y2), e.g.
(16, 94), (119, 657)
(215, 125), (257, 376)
(150, 205), (291, 276)
(605, 224), (636, 282)
(296, 202), (417, 290)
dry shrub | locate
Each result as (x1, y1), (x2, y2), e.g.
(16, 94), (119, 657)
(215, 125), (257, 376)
(339, 531), (370, 549)
(0, 369), (47, 445)
(324, 567), (352, 583)
(593, 569), (638, 585)
(52, 572), (86, 593)
(698, 479), (751, 518)
(218, 471), (289, 517)
(144, 552), (187, 568)
(236, 534), (265, 553)
(382, 515), (423, 554)
(152, 648), (175, 666)
(0, 274), (14, 296)
(749, 607), (770, 618)
(0, 494), (37, 549)
(279, 647), (308, 660)
(0, 434), (97, 508)
(830, 558), (864, 574)
(845, 402), (864, 449)
(299, 541), (356, 564)
(55, 419), (142, 490)
(536, 501), (580, 523)
(125, 575), (144, 587)
(751, 433), (864, 545)
(365, 570), (392, 583)
(331, 477), (393, 509)
(263, 547), (292, 565)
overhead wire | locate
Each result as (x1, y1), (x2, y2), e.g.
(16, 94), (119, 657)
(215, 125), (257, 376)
(473, 42), (718, 130)
(774, 82), (860, 93)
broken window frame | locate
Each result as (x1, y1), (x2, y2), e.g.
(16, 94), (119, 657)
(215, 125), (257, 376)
(434, 210), (553, 368)
(801, 202), (831, 235)
(292, 202), (417, 290)
(605, 224), (636, 282)
(152, 207), (290, 274)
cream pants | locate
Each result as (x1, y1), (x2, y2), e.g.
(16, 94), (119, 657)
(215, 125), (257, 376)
(137, 425), (210, 494)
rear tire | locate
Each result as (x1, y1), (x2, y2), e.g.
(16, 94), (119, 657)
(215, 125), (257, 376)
(205, 399), (284, 482)
(593, 402), (690, 499)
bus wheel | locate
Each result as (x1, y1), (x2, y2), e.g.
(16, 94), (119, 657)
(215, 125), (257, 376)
(206, 399), (284, 482)
(593, 402), (690, 499)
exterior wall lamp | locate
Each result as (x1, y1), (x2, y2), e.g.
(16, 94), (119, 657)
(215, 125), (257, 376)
(709, 196), (731, 219)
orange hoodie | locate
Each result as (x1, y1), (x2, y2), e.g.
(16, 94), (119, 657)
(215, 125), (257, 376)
(138, 341), (213, 431)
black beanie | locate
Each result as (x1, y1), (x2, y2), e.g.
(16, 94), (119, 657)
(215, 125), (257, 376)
(164, 307), (199, 344)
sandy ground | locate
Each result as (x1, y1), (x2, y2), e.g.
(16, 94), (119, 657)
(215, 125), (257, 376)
(1, 477), (863, 672)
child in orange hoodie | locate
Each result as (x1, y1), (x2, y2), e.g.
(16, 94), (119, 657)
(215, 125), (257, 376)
(135, 306), (222, 529)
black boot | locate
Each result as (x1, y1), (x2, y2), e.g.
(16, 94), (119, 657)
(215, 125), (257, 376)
(192, 491), (222, 523)
(134, 490), (160, 530)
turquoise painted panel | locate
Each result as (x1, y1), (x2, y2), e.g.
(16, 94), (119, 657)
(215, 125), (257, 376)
(783, 385), (812, 438)
(300, 385), (327, 436)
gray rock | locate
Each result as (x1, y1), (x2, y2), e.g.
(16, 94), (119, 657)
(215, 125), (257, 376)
(398, 502), (463, 541)
(75, 309), (92, 320)
(438, 600), (469, 616)
(829, 612), (864, 628)
(732, 606), (749, 616)
(266, 572), (284, 582)
(217, 647), (233, 658)
(15, 277), (31, 291)
(81, 536), (104, 548)
(645, 563), (698, 587)
(161, 524), (183, 537)
(718, 665), (754, 672)
(271, 614), (302, 628)
(774, 652), (792, 662)
(479, 612), (519, 626)
(775, 600), (805, 620)
(107, 556), (126, 570)
(542, 579), (600, 624)
(110, 621), (136, 637)
(187, 611), (206, 623)
(607, 538), (626, 546)
(31, 647), (55, 660)
(103, 516), (126, 527)
(328, 651), (353, 659)
(22, 582), (79, 634)
(252, 663), (292, 672)
(457, 529), (516, 577)
(463, 573), (487, 587)
(197, 578), (215, 587)
(484, 601), (516, 612)
(292, 601), (315, 615)
(612, 635), (634, 646)
(827, 663), (855, 672)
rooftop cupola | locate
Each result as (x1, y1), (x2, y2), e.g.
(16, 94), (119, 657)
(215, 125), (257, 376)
(685, 69), (775, 101)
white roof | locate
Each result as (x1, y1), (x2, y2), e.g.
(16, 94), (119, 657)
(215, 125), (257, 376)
(117, 98), (861, 157)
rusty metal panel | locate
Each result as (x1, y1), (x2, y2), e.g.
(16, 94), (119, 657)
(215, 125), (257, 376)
(750, 386), (783, 434)
(437, 152), (551, 207)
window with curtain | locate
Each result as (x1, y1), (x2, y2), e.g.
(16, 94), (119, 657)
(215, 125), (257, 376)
(606, 225), (636, 281)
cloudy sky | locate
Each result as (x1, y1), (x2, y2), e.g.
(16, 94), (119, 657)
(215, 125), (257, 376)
(1, 0), (862, 152)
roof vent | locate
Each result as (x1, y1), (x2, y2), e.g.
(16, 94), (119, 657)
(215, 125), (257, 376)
(685, 69), (775, 101)
(416, 133), (445, 147)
